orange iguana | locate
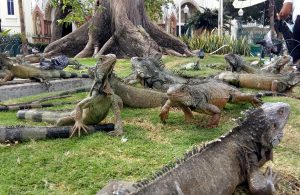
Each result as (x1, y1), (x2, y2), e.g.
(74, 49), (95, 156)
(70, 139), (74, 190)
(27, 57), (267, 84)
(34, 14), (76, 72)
(160, 79), (262, 127)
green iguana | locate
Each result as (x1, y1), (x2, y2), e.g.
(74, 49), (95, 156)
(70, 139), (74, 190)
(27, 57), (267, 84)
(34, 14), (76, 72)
(18, 54), (123, 137)
(97, 102), (290, 195)
(160, 79), (262, 127)
(215, 71), (300, 92)
(129, 55), (203, 91)
(225, 53), (292, 74)
(0, 53), (89, 85)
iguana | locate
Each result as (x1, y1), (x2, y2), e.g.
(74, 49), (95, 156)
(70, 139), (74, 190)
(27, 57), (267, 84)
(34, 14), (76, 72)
(129, 55), (203, 91)
(159, 79), (262, 127)
(225, 53), (293, 74)
(97, 102), (290, 195)
(18, 54), (123, 137)
(215, 71), (300, 92)
(0, 53), (89, 85)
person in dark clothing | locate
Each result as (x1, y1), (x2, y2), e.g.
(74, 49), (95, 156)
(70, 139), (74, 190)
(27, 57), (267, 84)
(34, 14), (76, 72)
(279, 0), (300, 70)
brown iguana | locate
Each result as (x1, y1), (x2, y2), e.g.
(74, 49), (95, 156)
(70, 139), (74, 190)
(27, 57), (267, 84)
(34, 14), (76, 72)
(18, 54), (123, 137)
(215, 71), (300, 92)
(159, 79), (262, 127)
(0, 53), (89, 85)
(225, 53), (293, 74)
(97, 102), (290, 195)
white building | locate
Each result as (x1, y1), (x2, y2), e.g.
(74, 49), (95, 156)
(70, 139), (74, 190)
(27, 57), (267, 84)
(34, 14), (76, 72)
(0, 0), (34, 41)
(0, 0), (75, 43)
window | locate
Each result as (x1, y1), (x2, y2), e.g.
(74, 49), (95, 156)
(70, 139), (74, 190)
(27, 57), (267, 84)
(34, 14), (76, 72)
(7, 0), (14, 15)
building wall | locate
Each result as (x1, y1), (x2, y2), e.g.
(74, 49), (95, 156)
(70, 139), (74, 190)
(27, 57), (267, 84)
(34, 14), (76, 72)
(0, 0), (34, 41)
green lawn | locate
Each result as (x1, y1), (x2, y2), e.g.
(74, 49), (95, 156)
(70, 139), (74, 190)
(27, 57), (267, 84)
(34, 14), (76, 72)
(0, 55), (299, 194)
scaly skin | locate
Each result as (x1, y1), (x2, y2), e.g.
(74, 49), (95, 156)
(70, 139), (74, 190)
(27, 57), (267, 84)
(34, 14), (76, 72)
(97, 102), (290, 195)
(159, 80), (262, 127)
(215, 71), (300, 92)
(17, 54), (123, 137)
(225, 53), (292, 74)
(0, 53), (89, 84)
(129, 55), (203, 91)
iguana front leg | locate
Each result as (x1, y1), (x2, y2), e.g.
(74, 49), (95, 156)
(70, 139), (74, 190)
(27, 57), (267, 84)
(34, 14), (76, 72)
(0, 70), (14, 84)
(107, 94), (124, 136)
(160, 99), (172, 123)
(70, 96), (94, 137)
(247, 154), (279, 194)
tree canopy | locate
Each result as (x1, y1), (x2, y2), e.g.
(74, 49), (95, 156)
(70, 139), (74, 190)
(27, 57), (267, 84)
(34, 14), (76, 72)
(50, 0), (171, 25)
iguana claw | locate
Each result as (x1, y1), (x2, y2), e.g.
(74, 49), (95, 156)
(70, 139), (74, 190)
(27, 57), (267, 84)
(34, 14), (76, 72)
(264, 166), (280, 192)
(159, 109), (169, 123)
(70, 121), (89, 137)
(108, 123), (123, 136)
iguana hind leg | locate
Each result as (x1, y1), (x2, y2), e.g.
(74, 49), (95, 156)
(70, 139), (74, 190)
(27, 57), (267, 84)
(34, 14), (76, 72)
(107, 94), (123, 136)
(197, 104), (221, 128)
(0, 70), (14, 84)
(56, 116), (75, 126)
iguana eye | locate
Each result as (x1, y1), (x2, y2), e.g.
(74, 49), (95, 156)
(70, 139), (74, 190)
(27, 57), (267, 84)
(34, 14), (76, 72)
(277, 108), (284, 115)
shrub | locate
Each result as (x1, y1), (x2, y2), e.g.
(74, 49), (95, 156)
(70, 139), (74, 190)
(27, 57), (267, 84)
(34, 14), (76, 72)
(181, 32), (251, 56)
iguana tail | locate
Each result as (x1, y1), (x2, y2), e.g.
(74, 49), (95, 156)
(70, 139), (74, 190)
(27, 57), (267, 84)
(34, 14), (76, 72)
(17, 110), (71, 123)
(0, 124), (114, 143)
(44, 70), (90, 79)
(257, 91), (300, 99)
(110, 76), (167, 108)
(0, 101), (74, 111)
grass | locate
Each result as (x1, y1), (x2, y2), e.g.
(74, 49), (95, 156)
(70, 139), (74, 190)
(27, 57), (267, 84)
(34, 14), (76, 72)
(0, 55), (299, 194)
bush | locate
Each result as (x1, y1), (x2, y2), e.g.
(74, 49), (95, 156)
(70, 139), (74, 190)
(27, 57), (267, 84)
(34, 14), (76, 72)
(181, 32), (251, 56)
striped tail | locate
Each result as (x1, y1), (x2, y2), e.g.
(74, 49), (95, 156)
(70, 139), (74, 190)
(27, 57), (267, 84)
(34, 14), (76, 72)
(17, 110), (71, 123)
(0, 102), (74, 111)
(0, 124), (114, 143)
(45, 70), (90, 79)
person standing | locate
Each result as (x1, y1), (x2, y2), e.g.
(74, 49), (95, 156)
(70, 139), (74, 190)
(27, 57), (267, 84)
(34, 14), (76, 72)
(279, 0), (300, 70)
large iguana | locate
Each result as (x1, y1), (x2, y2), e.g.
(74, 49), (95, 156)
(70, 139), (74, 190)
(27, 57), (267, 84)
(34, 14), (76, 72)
(18, 54), (123, 137)
(159, 79), (262, 127)
(97, 102), (290, 195)
(225, 53), (293, 74)
(129, 55), (203, 91)
(0, 53), (89, 85)
(215, 71), (300, 92)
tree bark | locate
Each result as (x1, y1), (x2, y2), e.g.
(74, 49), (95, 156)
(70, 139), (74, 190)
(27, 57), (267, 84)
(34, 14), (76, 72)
(44, 0), (194, 58)
(51, 3), (73, 42)
(18, 0), (29, 55)
(269, 0), (275, 38)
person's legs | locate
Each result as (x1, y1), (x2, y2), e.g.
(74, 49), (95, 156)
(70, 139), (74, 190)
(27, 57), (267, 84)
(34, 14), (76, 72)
(291, 16), (300, 66)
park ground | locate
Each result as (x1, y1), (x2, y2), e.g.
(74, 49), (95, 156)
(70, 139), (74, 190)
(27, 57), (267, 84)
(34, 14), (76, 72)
(0, 55), (299, 194)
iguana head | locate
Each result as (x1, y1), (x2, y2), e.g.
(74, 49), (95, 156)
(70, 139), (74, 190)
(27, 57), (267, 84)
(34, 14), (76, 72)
(130, 54), (164, 87)
(260, 102), (290, 148)
(224, 53), (244, 72)
(167, 84), (195, 106)
(0, 52), (12, 70)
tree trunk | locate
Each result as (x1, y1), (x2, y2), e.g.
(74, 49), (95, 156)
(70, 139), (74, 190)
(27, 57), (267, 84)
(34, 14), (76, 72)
(51, 3), (72, 42)
(269, 0), (275, 38)
(18, 0), (29, 55)
(44, 0), (194, 58)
